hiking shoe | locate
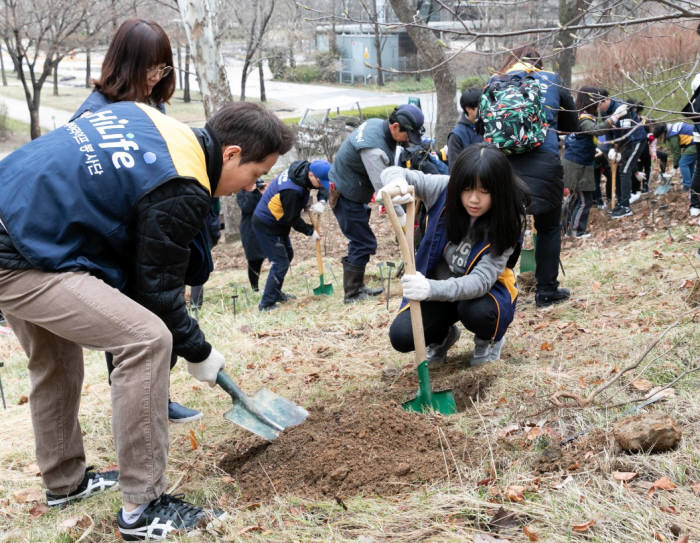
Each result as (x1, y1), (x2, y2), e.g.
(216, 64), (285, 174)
(690, 207), (700, 217)
(278, 291), (296, 303)
(470, 336), (491, 366)
(426, 325), (461, 364)
(46, 467), (119, 507)
(168, 401), (203, 424)
(535, 288), (571, 308)
(117, 494), (212, 541)
(574, 231), (592, 239)
(259, 303), (279, 312)
(610, 205), (632, 219)
(629, 192), (641, 204)
(489, 335), (506, 362)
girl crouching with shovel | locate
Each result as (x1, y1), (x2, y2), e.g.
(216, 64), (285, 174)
(380, 143), (528, 366)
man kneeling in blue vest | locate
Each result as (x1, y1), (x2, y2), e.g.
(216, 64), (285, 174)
(0, 101), (294, 540)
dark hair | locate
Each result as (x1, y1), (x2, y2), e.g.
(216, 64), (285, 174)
(208, 102), (295, 164)
(597, 88), (610, 98)
(460, 88), (482, 111)
(500, 46), (543, 72)
(444, 144), (527, 255)
(95, 18), (175, 105)
(652, 123), (667, 140)
(627, 98), (645, 115)
(575, 86), (602, 116)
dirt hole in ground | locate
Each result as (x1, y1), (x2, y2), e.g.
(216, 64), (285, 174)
(218, 402), (473, 501)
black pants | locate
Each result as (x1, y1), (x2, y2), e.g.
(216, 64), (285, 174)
(332, 194), (377, 268)
(568, 190), (594, 235)
(691, 143), (700, 209)
(389, 297), (498, 353)
(247, 258), (263, 291)
(617, 140), (645, 207)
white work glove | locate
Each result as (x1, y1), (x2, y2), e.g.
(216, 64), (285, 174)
(607, 148), (616, 162)
(311, 230), (321, 242)
(595, 148), (603, 158)
(634, 171), (647, 182)
(401, 272), (431, 301)
(378, 177), (412, 205)
(188, 348), (225, 387)
(610, 104), (628, 123)
(311, 201), (326, 214)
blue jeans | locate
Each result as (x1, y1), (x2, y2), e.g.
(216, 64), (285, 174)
(332, 195), (377, 268)
(679, 153), (696, 189)
(253, 225), (294, 309)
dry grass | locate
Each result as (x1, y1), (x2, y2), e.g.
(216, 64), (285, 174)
(0, 189), (699, 542)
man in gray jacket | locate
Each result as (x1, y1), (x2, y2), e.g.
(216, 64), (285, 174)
(329, 104), (425, 302)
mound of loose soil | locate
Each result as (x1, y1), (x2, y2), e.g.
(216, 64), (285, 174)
(218, 402), (468, 501)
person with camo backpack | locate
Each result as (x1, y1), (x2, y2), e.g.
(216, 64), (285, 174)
(482, 46), (577, 308)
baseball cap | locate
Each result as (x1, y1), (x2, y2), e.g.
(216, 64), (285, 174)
(309, 160), (331, 190)
(393, 104), (425, 145)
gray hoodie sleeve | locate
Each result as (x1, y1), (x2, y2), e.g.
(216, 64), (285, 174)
(380, 166), (450, 211)
(426, 246), (514, 301)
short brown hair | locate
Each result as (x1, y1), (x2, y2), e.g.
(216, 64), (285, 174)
(207, 102), (295, 164)
(95, 18), (175, 105)
(500, 46), (543, 73)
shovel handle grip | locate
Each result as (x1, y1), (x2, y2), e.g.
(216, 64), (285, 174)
(216, 370), (284, 432)
(309, 212), (324, 275)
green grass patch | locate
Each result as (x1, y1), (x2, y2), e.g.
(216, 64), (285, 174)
(283, 103), (399, 125)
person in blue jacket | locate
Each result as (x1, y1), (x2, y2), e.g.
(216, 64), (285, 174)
(0, 101), (293, 539)
(380, 144), (527, 365)
(330, 104), (425, 303)
(236, 179), (267, 291)
(253, 160), (330, 311)
(490, 47), (577, 308)
(598, 92), (645, 218)
(70, 18), (213, 423)
(447, 87), (483, 171)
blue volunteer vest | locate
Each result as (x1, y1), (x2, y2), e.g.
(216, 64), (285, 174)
(604, 98), (645, 143)
(497, 66), (561, 155)
(449, 117), (482, 149)
(399, 190), (518, 341)
(70, 90), (166, 122)
(0, 102), (210, 289)
(329, 118), (397, 203)
(564, 114), (597, 166)
(667, 121), (695, 147)
(253, 168), (309, 226)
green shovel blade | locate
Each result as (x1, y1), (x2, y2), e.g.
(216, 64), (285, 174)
(313, 274), (334, 296)
(401, 361), (457, 415)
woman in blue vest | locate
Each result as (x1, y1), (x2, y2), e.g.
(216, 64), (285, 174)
(491, 47), (577, 308)
(253, 160), (331, 311)
(70, 18), (206, 423)
(380, 144), (527, 365)
(447, 87), (483, 172)
(563, 86), (615, 238)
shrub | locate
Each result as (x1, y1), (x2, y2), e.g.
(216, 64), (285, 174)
(267, 47), (288, 80)
(458, 75), (488, 92)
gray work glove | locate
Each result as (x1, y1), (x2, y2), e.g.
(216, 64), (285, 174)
(188, 348), (225, 387)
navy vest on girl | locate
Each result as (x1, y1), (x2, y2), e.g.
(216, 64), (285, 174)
(400, 189), (519, 341)
(329, 118), (397, 203)
(564, 114), (597, 166)
(0, 102), (210, 289)
(70, 90), (166, 122)
(253, 168), (309, 226)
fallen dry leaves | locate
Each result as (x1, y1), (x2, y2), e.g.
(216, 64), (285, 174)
(505, 485), (525, 502)
(523, 524), (539, 541)
(12, 486), (42, 503)
(28, 502), (49, 517)
(572, 519), (596, 532)
(189, 429), (199, 451)
(612, 471), (638, 482)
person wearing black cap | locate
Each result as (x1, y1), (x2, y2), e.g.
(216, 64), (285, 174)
(253, 160), (331, 311)
(329, 104), (425, 303)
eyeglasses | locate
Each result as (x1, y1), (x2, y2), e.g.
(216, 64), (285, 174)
(147, 65), (173, 79)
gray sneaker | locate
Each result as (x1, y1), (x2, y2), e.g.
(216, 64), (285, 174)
(426, 325), (461, 364)
(471, 336), (491, 366)
(489, 335), (506, 361)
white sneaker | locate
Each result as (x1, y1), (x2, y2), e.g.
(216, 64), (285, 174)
(426, 325), (461, 364)
(629, 192), (641, 204)
(690, 207), (700, 217)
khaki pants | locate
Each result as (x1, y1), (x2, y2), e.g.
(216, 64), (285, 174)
(0, 268), (170, 504)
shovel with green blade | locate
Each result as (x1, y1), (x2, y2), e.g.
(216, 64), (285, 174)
(382, 185), (457, 415)
(216, 370), (309, 441)
(309, 212), (333, 296)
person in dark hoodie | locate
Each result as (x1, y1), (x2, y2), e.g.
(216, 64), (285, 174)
(253, 160), (331, 311)
(447, 87), (483, 171)
(236, 179), (267, 291)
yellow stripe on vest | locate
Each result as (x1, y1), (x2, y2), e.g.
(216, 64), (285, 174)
(135, 103), (211, 194)
(267, 193), (285, 221)
(497, 267), (519, 303)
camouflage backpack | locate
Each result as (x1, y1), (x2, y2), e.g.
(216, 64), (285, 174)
(479, 74), (549, 155)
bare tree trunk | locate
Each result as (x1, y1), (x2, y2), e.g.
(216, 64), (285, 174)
(177, 0), (233, 118)
(29, 93), (41, 139)
(258, 59), (266, 102)
(184, 43), (191, 102)
(554, 0), (586, 89)
(0, 44), (7, 86)
(85, 47), (91, 88)
(241, 59), (250, 101)
(388, 0), (456, 146)
(371, 0), (384, 86)
(177, 44), (182, 90)
(53, 61), (59, 96)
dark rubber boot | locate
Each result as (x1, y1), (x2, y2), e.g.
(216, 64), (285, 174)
(342, 258), (375, 303)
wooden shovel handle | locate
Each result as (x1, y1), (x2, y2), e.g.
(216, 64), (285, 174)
(382, 186), (426, 363)
(309, 212), (323, 275)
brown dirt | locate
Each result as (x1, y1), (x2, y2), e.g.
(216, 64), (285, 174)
(218, 402), (471, 502)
